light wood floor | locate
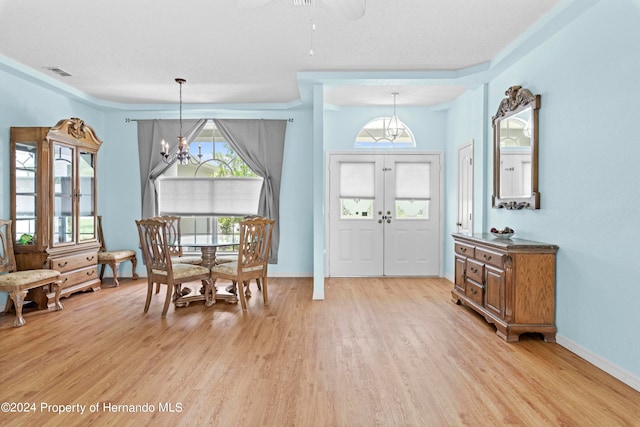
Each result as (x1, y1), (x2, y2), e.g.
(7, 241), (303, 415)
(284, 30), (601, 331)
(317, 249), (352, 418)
(1, 277), (639, 426)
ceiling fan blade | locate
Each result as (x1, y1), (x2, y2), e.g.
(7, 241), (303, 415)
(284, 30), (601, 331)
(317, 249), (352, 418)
(322, 0), (366, 20)
(237, 0), (273, 9)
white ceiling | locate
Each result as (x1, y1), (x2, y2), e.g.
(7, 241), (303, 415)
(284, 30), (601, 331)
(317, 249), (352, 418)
(0, 0), (560, 107)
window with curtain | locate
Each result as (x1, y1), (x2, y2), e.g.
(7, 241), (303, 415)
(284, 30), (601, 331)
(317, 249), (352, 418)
(157, 121), (262, 252)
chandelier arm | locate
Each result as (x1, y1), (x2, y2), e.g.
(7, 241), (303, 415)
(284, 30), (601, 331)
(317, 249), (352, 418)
(161, 78), (199, 166)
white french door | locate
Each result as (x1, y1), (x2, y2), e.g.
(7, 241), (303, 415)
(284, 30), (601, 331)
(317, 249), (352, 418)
(328, 153), (441, 277)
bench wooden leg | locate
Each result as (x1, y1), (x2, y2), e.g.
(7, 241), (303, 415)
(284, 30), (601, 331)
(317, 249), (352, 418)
(9, 290), (28, 327)
(131, 257), (139, 280)
(53, 281), (64, 311)
(111, 262), (120, 287)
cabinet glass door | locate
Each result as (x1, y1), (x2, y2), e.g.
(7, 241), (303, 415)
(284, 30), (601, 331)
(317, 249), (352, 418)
(53, 144), (74, 245)
(78, 151), (96, 241)
(14, 142), (38, 245)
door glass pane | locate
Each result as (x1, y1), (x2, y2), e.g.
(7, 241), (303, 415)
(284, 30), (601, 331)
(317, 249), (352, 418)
(340, 198), (374, 219)
(395, 162), (430, 220)
(14, 142), (38, 245)
(53, 144), (74, 244)
(396, 200), (429, 219)
(78, 151), (95, 241)
(339, 162), (375, 219)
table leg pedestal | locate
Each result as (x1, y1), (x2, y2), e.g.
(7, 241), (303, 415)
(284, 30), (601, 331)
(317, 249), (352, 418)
(173, 244), (239, 308)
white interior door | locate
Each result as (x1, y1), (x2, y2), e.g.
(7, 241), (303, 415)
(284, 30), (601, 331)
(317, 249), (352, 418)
(457, 142), (473, 234)
(328, 153), (441, 277)
(383, 154), (441, 276)
(328, 155), (384, 276)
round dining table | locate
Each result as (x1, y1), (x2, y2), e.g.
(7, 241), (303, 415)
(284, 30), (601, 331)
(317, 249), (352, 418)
(173, 237), (239, 307)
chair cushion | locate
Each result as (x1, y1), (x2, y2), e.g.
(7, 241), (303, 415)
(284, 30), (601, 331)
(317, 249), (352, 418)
(214, 255), (235, 265)
(98, 250), (136, 262)
(0, 270), (61, 290)
(151, 263), (210, 280)
(170, 255), (202, 265)
(210, 261), (264, 275)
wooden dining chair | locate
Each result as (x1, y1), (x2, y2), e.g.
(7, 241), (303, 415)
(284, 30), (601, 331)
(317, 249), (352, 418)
(210, 216), (274, 311)
(136, 218), (214, 317)
(152, 215), (202, 294)
(154, 216), (202, 265)
(0, 219), (63, 327)
(97, 215), (138, 287)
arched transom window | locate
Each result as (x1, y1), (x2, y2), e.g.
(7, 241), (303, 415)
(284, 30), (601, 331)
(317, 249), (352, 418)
(355, 117), (416, 148)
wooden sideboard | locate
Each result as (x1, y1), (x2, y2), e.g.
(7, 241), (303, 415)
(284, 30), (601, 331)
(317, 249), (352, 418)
(451, 233), (558, 342)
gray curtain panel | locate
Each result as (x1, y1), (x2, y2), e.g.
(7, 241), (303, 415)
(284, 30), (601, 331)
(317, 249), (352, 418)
(214, 119), (287, 264)
(137, 119), (208, 218)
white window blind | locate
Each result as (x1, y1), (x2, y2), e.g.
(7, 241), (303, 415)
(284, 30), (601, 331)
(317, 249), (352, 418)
(395, 162), (430, 199)
(157, 177), (263, 216)
(339, 162), (375, 198)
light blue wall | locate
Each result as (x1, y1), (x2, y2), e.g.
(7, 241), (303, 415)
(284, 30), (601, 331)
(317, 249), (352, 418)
(0, 68), (104, 222)
(445, 0), (640, 378)
(443, 86), (487, 276)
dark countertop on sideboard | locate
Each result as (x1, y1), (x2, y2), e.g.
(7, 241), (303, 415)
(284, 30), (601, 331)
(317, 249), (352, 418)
(452, 233), (559, 253)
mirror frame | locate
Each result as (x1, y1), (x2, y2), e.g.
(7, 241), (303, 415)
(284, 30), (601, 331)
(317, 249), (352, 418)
(492, 85), (541, 210)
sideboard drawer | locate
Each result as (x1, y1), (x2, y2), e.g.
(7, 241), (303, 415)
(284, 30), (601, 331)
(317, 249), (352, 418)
(475, 247), (504, 268)
(455, 242), (475, 258)
(60, 265), (99, 289)
(466, 259), (484, 283)
(465, 280), (484, 306)
(51, 251), (98, 273)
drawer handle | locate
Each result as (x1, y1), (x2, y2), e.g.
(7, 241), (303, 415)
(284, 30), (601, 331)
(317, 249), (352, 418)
(471, 288), (478, 294)
(58, 261), (68, 268)
(470, 267), (478, 273)
(87, 270), (95, 276)
(86, 256), (95, 261)
(460, 247), (467, 253)
(62, 278), (68, 283)
(483, 254), (492, 261)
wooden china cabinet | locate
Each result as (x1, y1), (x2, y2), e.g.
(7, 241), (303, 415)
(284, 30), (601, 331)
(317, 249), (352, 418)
(10, 118), (102, 308)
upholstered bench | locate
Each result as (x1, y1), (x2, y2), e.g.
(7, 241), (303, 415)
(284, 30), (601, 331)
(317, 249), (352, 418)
(1, 219), (63, 327)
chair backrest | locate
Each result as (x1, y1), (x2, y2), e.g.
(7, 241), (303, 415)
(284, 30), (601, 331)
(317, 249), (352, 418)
(135, 218), (173, 276)
(97, 215), (107, 252)
(153, 215), (182, 257)
(237, 216), (275, 272)
(0, 219), (18, 274)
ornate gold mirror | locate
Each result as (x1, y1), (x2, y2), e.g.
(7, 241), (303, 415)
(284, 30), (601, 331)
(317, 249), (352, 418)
(492, 85), (541, 210)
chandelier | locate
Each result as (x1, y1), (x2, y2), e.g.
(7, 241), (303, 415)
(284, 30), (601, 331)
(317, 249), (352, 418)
(385, 92), (404, 138)
(160, 78), (198, 165)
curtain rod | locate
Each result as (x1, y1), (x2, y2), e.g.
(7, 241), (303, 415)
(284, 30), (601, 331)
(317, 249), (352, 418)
(124, 118), (294, 123)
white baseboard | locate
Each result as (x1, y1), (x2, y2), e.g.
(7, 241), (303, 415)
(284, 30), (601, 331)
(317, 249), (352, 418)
(269, 272), (313, 278)
(556, 335), (640, 392)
